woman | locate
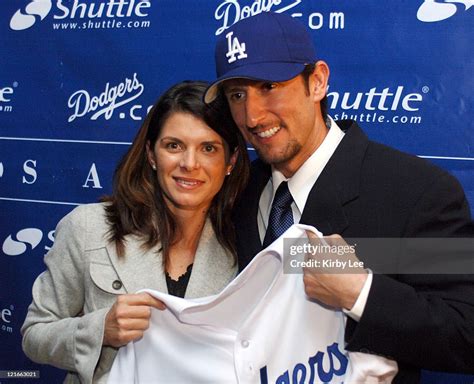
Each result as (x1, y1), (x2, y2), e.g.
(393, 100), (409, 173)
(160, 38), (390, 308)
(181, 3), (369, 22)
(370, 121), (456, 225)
(21, 81), (250, 384)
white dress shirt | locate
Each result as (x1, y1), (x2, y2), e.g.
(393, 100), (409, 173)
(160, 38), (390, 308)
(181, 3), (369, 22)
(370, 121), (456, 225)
(257, 117), (372, 321)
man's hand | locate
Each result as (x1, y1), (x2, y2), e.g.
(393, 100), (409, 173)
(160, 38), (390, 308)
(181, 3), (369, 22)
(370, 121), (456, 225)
(303, 232), (368, 310)
(103, 292), (166, 348)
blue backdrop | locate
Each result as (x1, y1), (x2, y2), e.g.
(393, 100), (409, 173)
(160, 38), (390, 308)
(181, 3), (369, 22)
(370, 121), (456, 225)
(1, 1), (473, 383)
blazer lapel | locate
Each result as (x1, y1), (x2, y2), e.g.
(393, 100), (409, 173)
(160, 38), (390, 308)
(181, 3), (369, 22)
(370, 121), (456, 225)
(301, 120), (368, 235)
(185, 219), (237, 298)
(105, 220), (236, 298)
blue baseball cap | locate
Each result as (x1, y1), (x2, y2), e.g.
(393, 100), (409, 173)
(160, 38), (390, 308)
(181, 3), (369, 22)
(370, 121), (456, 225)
(204, 12), (317, 103)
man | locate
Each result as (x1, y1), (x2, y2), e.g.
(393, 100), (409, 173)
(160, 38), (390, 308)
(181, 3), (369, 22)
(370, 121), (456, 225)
(204, 11), (474, 384)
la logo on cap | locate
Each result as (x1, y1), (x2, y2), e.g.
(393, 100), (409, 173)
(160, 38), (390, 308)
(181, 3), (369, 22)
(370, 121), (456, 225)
(225, 31), (247, 64)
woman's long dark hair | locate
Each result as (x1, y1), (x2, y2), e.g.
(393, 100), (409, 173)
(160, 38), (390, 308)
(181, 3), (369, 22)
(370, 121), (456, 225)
(102, 81), (250, 266)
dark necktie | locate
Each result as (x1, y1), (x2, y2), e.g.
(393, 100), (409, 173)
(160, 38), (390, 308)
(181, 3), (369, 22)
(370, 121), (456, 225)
(263, 181), (294, 247)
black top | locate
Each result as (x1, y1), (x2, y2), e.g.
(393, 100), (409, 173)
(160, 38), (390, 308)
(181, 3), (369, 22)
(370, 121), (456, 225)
(165, 264), (193, 298)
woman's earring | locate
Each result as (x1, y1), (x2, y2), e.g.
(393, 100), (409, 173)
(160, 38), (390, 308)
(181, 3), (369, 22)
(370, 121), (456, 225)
(151, 164), (156, 170)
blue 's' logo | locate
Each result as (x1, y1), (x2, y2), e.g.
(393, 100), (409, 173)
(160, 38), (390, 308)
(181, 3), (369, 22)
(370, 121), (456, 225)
(10, 0), (53, 31)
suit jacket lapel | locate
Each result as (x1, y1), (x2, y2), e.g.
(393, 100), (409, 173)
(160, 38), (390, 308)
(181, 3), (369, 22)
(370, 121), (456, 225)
(301, 121), (368, 235)
(234, 159), (271, 270)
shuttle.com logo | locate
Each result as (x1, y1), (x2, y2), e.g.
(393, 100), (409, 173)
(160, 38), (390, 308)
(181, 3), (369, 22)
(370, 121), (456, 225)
(10, 0), (152, 31)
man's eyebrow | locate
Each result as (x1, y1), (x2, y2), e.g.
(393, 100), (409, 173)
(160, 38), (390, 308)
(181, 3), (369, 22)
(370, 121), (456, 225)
(223, 84), (244, 93)
(224, 79), (261, 90)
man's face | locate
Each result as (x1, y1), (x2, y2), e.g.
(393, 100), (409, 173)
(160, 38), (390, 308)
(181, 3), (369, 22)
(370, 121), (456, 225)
(223, 67), (328, 177)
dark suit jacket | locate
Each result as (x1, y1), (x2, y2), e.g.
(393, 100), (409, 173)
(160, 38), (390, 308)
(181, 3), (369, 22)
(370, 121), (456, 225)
(233, 120), (474, 383)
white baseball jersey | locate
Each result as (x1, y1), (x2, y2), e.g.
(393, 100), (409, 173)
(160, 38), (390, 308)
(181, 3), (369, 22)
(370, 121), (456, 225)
(107, 224), (397, 384)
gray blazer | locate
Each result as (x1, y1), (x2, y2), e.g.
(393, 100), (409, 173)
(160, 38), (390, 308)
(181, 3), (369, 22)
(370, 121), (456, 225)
(21, 203), (237, 384)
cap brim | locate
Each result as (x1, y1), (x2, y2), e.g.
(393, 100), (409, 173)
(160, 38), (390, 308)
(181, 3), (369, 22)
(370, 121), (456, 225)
(204, 62), (306, 103)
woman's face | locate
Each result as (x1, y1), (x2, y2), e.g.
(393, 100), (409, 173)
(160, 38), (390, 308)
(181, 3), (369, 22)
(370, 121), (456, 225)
(147, 112), (236, 215)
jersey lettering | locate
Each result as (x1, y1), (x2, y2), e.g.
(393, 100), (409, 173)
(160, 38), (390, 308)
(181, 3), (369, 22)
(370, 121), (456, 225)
(259, 342), (348, 384)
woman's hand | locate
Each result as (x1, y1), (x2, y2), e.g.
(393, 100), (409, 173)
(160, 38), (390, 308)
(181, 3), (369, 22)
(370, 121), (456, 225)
(103, 292), (166, 348)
